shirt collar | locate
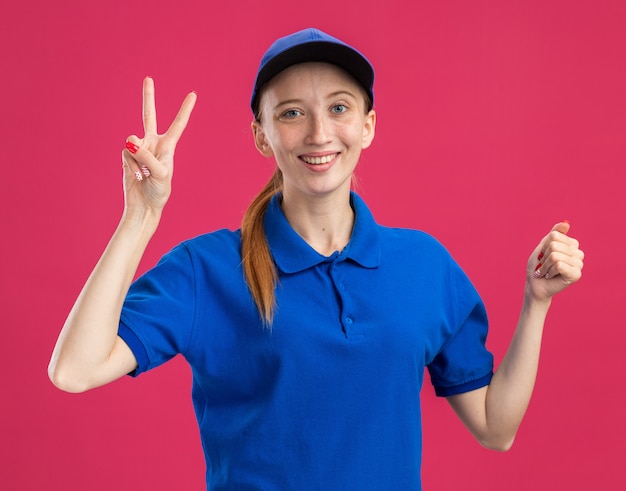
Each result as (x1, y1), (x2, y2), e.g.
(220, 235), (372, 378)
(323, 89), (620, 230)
(264, 192), (381, 274)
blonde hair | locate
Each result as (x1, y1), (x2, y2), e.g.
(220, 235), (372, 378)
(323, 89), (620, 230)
(241, 168), (283, 325)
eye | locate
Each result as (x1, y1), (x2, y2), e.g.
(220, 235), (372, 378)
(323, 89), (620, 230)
(331, 104), (348, 114)
(281, 109), (303, 119)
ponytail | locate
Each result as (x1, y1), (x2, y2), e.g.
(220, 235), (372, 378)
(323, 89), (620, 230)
(241, 169), (283, 326)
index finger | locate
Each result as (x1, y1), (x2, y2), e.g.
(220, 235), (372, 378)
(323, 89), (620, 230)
(164, 91), (197, 143)
(143, 77), (158, 135)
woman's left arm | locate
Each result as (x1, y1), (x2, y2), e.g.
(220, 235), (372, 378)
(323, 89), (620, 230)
(447, 221), (584, 451)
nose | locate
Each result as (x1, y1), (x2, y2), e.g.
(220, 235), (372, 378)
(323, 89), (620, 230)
(304, 112), (331, 145)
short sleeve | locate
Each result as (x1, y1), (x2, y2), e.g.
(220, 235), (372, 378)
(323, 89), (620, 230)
(427, 263), (494, 397)
(118, 243), (196, 376)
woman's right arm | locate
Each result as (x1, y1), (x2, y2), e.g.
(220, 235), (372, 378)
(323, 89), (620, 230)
(48, 78), (197, 393)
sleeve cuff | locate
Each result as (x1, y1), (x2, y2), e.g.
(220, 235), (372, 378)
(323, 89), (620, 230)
(118, 323), (150, 377)
(434, 371), (493, 397)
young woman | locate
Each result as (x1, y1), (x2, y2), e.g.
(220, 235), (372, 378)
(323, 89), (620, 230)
(49, 28), (584, 490)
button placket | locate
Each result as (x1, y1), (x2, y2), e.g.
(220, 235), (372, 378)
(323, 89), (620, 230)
(330, 259), (357, 338)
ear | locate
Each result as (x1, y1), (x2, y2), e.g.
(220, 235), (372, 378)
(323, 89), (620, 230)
(251, 121), (274, 158)
(361, 109), (376, 149)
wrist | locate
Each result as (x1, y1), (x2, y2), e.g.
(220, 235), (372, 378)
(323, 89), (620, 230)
(523, 284), (552, 313)
(122, 204), (162, 223)
(120, 205), (162, 237)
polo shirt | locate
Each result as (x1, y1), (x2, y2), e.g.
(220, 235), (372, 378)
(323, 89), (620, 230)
(118, 192), (493, 490)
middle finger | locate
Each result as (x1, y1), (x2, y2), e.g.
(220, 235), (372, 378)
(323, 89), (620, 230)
(142, 77), (158, 135)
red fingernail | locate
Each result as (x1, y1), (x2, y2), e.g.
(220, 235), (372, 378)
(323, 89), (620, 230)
(535, 262), (542, 271)
(126, 142), (139, 154)
(561, 219), (570, 225)
(537, 252), (544, 261)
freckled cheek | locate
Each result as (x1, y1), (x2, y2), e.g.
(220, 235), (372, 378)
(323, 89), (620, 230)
(269, 135), (303, 162)
(340, 128), (366, 148)
(279, 131), (307, 152)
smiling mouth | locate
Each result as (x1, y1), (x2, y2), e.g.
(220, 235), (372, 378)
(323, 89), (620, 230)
(300, 153), (338, 165)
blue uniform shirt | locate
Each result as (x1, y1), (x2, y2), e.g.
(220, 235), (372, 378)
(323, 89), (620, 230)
(119, 192), (493, 490)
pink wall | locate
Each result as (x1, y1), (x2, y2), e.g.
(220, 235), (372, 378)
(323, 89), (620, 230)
(2, 0), (624, 489)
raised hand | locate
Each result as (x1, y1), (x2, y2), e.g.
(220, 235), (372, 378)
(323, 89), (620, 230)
(526, 221), (584, 301)
(121, 77), (197, 212)
(49, 78), (197, 392)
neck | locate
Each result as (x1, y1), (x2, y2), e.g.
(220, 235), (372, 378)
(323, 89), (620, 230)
(281, 189), (354, 257)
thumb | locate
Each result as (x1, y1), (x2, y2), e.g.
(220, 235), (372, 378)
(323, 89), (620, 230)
(551, 220), (571, 235)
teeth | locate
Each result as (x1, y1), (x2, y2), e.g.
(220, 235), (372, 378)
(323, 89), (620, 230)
(301, 154), (336, 164)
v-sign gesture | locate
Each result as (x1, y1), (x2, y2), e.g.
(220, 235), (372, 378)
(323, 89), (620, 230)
(122, 77), (197, 211)
(48, 78), (197, 393)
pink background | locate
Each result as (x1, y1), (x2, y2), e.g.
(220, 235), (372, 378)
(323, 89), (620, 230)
(2, 0), (624, 489)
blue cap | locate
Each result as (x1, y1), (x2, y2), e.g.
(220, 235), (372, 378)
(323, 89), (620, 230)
(251, 28), (374, 115)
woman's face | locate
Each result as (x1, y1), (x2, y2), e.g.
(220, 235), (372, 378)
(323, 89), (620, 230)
(253, 62), (376, 202)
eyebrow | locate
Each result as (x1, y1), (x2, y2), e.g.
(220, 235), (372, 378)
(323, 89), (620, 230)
(273, 99), (302, 110)
(272, 90), (360, 111)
